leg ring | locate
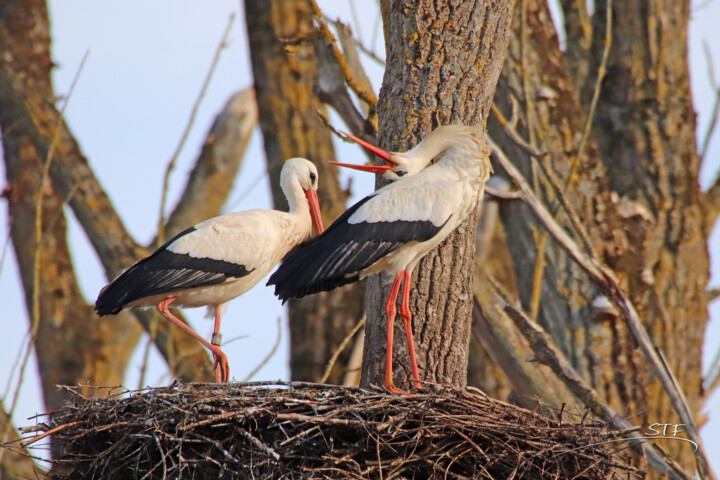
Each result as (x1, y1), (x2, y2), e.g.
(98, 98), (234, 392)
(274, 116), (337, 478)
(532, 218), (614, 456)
(211, 333), (223, 346)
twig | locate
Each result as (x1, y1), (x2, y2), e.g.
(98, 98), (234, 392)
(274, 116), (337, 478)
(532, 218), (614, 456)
(498, 297), (693, 480)
(534, 153), (596, 256)
(325, 17), (385, 67)
(235, 427), (280, 460)
(484, 186), (521, 200)
(491, 141), (717, 480)
(0, 50), (89, 462)
(700, 40), (720, 162)
(138, 323), (157, 390)
(566, 0), (612, 186)
(305, 0), (378, 106)
(319, 316), (366, 384)
(490, 102), (545, 157)
(20, 422), (80, 448)
(225, 167), (271, 213)
(156, 12), (235, 246)
(241, 316), (282, 382)
(529, 229), (547, 321)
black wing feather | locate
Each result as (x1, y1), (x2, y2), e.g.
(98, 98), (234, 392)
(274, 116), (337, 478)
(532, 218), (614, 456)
(268, 195), (446, 301)
(95, 226), (252, 316)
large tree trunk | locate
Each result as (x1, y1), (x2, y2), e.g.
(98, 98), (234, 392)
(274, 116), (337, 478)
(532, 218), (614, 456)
(0, 0), (140, 412)
(244, 0), (364, 384)
(588, 0), (707, 469)
(466, 0), (708, 474)
(360, 0), (515, 390)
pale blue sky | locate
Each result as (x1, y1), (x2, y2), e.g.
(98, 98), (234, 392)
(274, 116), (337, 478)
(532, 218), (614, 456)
(0, 0), (717, 469)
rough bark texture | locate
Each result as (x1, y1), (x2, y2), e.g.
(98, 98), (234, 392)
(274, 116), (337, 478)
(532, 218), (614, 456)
(245, 0), (364, 384)
(589, 0), (707, 467)
(0, 0), (261, 408)
(0, 0), (140, 410)
(469, 0), (707, 473)
(481, 0), (628, 404)
(360, 0), (515, 391)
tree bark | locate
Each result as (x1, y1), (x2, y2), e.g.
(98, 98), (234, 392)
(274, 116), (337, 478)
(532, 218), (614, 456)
(360, 0), (514, 390)
(469, 0), (707, 474)
(589, 0), (707, 469)
(245, 0), (364, 383)
(0, 0), (140, 411)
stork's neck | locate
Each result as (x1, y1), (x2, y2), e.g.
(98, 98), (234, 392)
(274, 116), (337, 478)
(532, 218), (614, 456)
(283, 181), (307, 214)
(405, 126), (489, 172)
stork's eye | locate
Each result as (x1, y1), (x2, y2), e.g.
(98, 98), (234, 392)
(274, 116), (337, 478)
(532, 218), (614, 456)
(396, 171), (407, 177)
(310, 172), (317, 184)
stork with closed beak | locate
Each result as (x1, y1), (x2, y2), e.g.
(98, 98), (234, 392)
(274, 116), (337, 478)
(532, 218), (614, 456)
(268, 126), (492, 392)
(95, 157), (324, 383)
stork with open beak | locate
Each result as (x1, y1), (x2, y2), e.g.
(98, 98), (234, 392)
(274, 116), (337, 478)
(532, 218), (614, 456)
(95, 158), (324, 383)
(268, 126), (492, 392)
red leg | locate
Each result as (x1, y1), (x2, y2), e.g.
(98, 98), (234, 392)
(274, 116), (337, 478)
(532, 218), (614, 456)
(156, 298), (229, 383)
(400, 271), (422, 390)
(211, 309), (228, 383)
(384, 274), (405, 394)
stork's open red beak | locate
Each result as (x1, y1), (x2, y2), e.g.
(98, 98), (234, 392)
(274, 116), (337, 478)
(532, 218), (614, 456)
(304, 188), (324, 234)
(331, 130), (397, 174)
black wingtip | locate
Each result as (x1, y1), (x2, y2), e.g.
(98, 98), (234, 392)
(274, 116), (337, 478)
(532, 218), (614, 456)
(94, 283), (126, 316)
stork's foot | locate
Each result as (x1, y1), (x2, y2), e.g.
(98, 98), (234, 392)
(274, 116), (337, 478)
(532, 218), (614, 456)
(209, 346), (230, 383)
(383, 380), (408, 395)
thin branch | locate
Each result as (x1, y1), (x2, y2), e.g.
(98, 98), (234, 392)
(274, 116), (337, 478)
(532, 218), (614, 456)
(499, 298), (694, 480)
(529, 229), (547, 321)
(0, 50), (88, 463)
(491, 141), (717, 480)
(484, 185), (521, 200)
(319, 316), (366, 384)
(699, 40), (720, 162)
(490, 102), (545, 157)
(566, 0), (612, 185)
(241, 316), (283, 382)
(157, 12), (235, 246)
(535, 154), (596, 257)
(305, 0), (378, 107)
(163, 87), (258, 235)
(325, 17), (386, 66)
(490, 104), (595, 256)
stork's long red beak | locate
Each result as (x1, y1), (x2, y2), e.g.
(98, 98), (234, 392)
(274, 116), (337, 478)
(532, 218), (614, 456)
(331, 130), (397, 174)
(304, 188), (324, 234)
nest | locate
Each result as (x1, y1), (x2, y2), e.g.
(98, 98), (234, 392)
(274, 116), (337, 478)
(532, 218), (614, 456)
(31, 381), (638, 479)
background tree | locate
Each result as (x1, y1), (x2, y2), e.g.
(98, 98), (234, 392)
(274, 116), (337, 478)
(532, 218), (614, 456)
(0, 0), (719, 477)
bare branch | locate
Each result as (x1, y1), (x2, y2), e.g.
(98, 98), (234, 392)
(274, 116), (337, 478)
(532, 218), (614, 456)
(500, 298), (694, 480)
(305, 0), (377, 108)
(162, 88), (257, 239)
(566, 0), (612, 186)
(491, 141), (717, 480)
(241, 316), (283, 382)
(332, 20), (374, 114)
(314, 35), (368, 136)
(0, 67), (215, 382)
(320, 316), (366, 384)
(699, 40), (719, 162)
(157, 12), (236, 246)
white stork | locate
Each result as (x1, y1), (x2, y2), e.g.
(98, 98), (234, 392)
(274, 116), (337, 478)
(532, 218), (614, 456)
(95, 157), (324, 383)
(269, 126), (492, 392)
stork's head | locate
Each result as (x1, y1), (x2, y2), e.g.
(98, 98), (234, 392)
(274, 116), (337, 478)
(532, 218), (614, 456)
(331, 131), (431, 181)
(332, 126), (486, 181)
(281, 158), (324, 234)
